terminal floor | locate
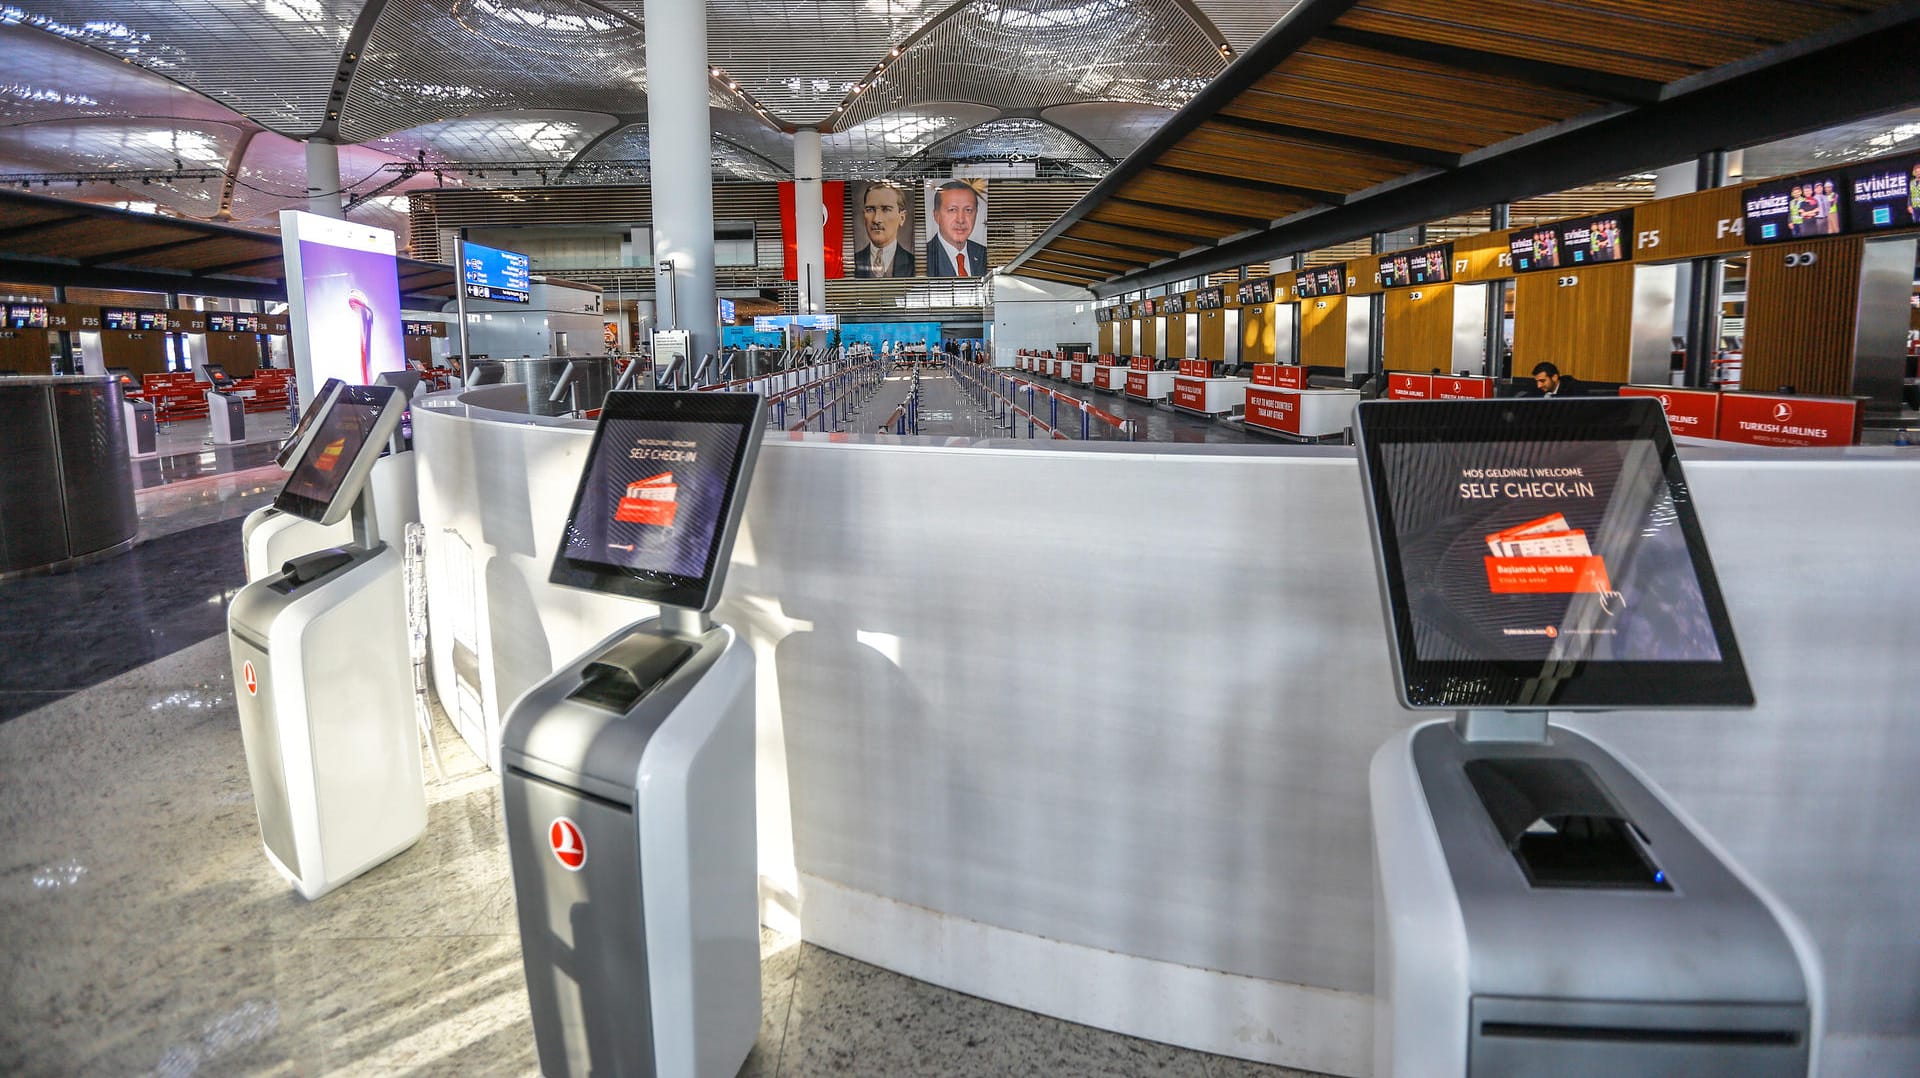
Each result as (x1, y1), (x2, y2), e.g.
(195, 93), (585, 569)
(136, 411), (295, 490)
(0, 634), (1326, 1078)
(987, 372), (1264, 444)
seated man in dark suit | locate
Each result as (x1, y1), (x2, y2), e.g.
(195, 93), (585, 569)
(926, 180), (987, 277)
(1524, 361), (1589, 397)
(852, 181), (915, 278)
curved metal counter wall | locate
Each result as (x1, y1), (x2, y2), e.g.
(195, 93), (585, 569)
(413, 385), (1920, 1077)
(0, 375), (138, 577)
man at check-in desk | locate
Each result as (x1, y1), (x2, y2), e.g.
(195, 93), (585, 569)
(1524, 361), (1590, 397)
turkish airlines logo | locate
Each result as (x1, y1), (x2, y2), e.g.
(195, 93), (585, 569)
(1658, 394), (1672, 409)
(549, 817), (587, 871)
(1773, 402), (1793, 422)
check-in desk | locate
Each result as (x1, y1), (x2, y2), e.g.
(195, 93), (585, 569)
(1070, 361), (1099, 387)
(413, 383), (1920, 1078)
(1172, 376), (1249, 416)
(1093, 363), (1128, 393)
(1387, 373), (1493, 401)
(1244, 386), (1360, 439)
(1125, 369), (1176, 402)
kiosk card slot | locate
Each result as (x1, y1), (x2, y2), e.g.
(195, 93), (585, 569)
(569, 632), (695, 712)
(1464, 758), (1667, 891)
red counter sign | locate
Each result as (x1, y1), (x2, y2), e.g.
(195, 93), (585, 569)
(1387, 373), (1432, 400)
(1272, 364), (1307, 390)
(1433, 376), (1492, 400)
(1130, 356), (1153, 371)
(1716, 394), (1859, 447)
(1619, 385), (1720, 439)
(549, 817), (587, 871)
(1245, 387), (1302, 434)
(1126, 371), (1151, 398)
(1095, 368), (1115, 390)
(1173, 377), (1207, 410)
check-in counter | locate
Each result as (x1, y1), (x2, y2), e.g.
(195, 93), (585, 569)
(1244, 386), (1360, 439)
(1620, 385), (1721, 440)
(1250, 363), (1309, 390)
(1386, 373), (1432, 400)
(1125, 369), (1176, 402)
(1093, 365), (1128, 393)
(1715, 391), (1861, 447)
(1070, 361), (1099, 386)
(1172, 376), (1249, 416)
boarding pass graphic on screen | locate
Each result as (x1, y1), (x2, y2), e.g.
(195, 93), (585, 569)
(1483, 513), (1611, 597)
(614, 472), (679, 528)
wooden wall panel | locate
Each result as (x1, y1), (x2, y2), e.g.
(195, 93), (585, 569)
(1512, 262), (1636, 382)
(1629, 186), (1747, 263)
(206, 333), (263, 375)
(1118, 321), (1134, 354)
(1383, 285), (1456, 372)
(1098, 323), (1115, 353)
(0, 330), (49, 371)
(1299, 296), (1347, 369)
(1453, 233), (1515, 282)
(1742, 235), (1864, 396)
(1198, 308), (1227, 361)
(1345, 258), (1382, 296)
(1167, 315), (1188, 358)
(1240, 303), (1276, 363)
(1139, 317), (1157, 356)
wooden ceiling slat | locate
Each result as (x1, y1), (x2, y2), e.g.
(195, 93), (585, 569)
(1158, 153), (1348, 204)
(1065, 220), (1203, 253)
(1017, 267), (1093, 285)
(1125, 170), (1309, 220)
(1024, 257), (1108, 279)
(1226, 91), (1498, 154)
(8, 220), (194, 262)
(1185, 124), (1410, 185)
(124, 237), (275, 270)
(1355, 0), (1774, 65)
(1296, 40), (1604, 109)
(1087, 202), (1245, 240)
(1034, 247), (1137, 270)
(1051, 236), (1170, 261)
(1335, 9), (1702, 82)
(1557, 0), (1885, 40)
(1252, 72), (1543, 137)
(1277, 54), (1594, 123)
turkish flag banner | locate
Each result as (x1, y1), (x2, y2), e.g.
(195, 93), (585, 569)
(780, 181), (846, 282)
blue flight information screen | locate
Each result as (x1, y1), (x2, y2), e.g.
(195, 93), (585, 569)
(462, 241), (531, 303)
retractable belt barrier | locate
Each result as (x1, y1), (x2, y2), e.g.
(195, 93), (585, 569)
(951, 362), (1136, 441)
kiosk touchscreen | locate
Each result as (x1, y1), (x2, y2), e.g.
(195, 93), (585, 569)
(502, 391), (765, 1078)
(242, 379), (350, 582)
(227, 383), (424, 901)
(1355, 399), (1814, 1078)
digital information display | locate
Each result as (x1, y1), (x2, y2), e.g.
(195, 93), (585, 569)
(753, 313), (838, 332)
(718, 298), (736, 324)
(1237, 278), (1274, 304)
(1743, 173), (1844, 243)
(461, 241), (531, 303)
(1356, 399), (1750, 709)
(552, 393), (764, 610)
(280, 210), (407, 393)
(1845, 153), (1920, 233)
(1196, 287), (1225, 310)
(7, 304), (49, 329)
(1379, 244), (1453, 288)
(1509, 226), (1562, 272)
(1295, 267), (1346, 298)
(275, 385), (395, 524)
(1558, 211), (1630, 266)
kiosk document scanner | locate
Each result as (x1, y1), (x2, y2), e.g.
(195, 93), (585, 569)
(227, 384), (425, 900)
(1354, 398), (1817, 1078)
(502, 391), (766, 1078)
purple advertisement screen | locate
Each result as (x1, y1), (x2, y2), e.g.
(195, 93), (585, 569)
(298, 238), (405, 385)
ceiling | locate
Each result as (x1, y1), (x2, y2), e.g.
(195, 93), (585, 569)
(0, 1), (1306, 242)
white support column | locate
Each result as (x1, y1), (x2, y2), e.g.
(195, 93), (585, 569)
(643, 0), (719, 362)
(304, 138), (345, 219)
(794, 127), (826, 314)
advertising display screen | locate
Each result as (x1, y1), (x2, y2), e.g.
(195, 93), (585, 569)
(1743, 173), (1844, 243)
(7, 304), (49, 329)
(1195, 287), (1225, 310)
(718, 298), (736, 324)
(1355, 398), (1750, 709)
(280, 210), (407, 391)
(1238, 278), (1274, 305)
(551, 392), (765, 610)
(1139, 299), (1157, 317)
(1509, 226), (1563, 272)
(1163, 294), (1186, 314)
(753, 313), (838, 332)
(274, 384), (397, 524)
(137, 311), (170, 331)
(1558, 212), (1631, 266)
(208, 314), (235, 332)
(1379, 244), (1453, 288)
(1844, 152), (1920, 233)
(461, 241), (532, 303)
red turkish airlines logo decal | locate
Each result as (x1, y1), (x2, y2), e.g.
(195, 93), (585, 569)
(1658, 394), (1671, 409)
(241, 660), (258, 696)
(1773, 402), (1793, 422)
(549, 817), (586, 871)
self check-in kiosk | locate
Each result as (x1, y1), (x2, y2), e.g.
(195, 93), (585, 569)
(110, 367), (156, 457)
(241, 379), (352, 580)
(1355, 398), (1816, 1077)
(199, 362), (246, 444)
(502, 391), (765, 1078)
(227, 384), (425, 900)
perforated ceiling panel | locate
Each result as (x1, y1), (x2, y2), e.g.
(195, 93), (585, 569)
(1039, 101), (1176, 160)
(362, 111), (613, 164)
(699, 0), (952, 126)
(1191, 0), (1302, 51)
(0, 118), (243, 174)
(910, 118), (1110, 174)
(339, 0), (648, 142)
(822, 103), (996, 175)
(0, 1), (362, 134)
(833, 0), (1226, 131)
(0, 25), (247, 126)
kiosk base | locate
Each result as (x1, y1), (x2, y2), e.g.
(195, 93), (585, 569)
(228, 543), (424, 900)
(1371, 719), (1815, 1078)
(502, 618), (759, 1078)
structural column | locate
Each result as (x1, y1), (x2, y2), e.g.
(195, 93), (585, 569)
(643, 0), (719, 362)
(304, 139), (345, 219)
(793, 127), (826, 314)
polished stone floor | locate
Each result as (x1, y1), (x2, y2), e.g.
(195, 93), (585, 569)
(0, 635), (1323, 1077)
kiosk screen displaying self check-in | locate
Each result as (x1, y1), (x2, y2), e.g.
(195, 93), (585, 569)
(1356, 398), (1750, 709)
(552, 392), (761, 610)
(274, 384), (394, 524)
(275, 378), (345, 468)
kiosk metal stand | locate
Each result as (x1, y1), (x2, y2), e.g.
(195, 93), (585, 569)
(501, 391), (765, 1078)
(1355, 398), (1817, 1078)
(227, 384), (424, 900)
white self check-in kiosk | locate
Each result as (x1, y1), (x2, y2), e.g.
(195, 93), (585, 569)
(1355, 398), (1816, 1078)
(502, 390), (765, 1078)
(199, 362), (247, 444)
(227, 383), (425, 900)
(242, 378), (351, 580)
